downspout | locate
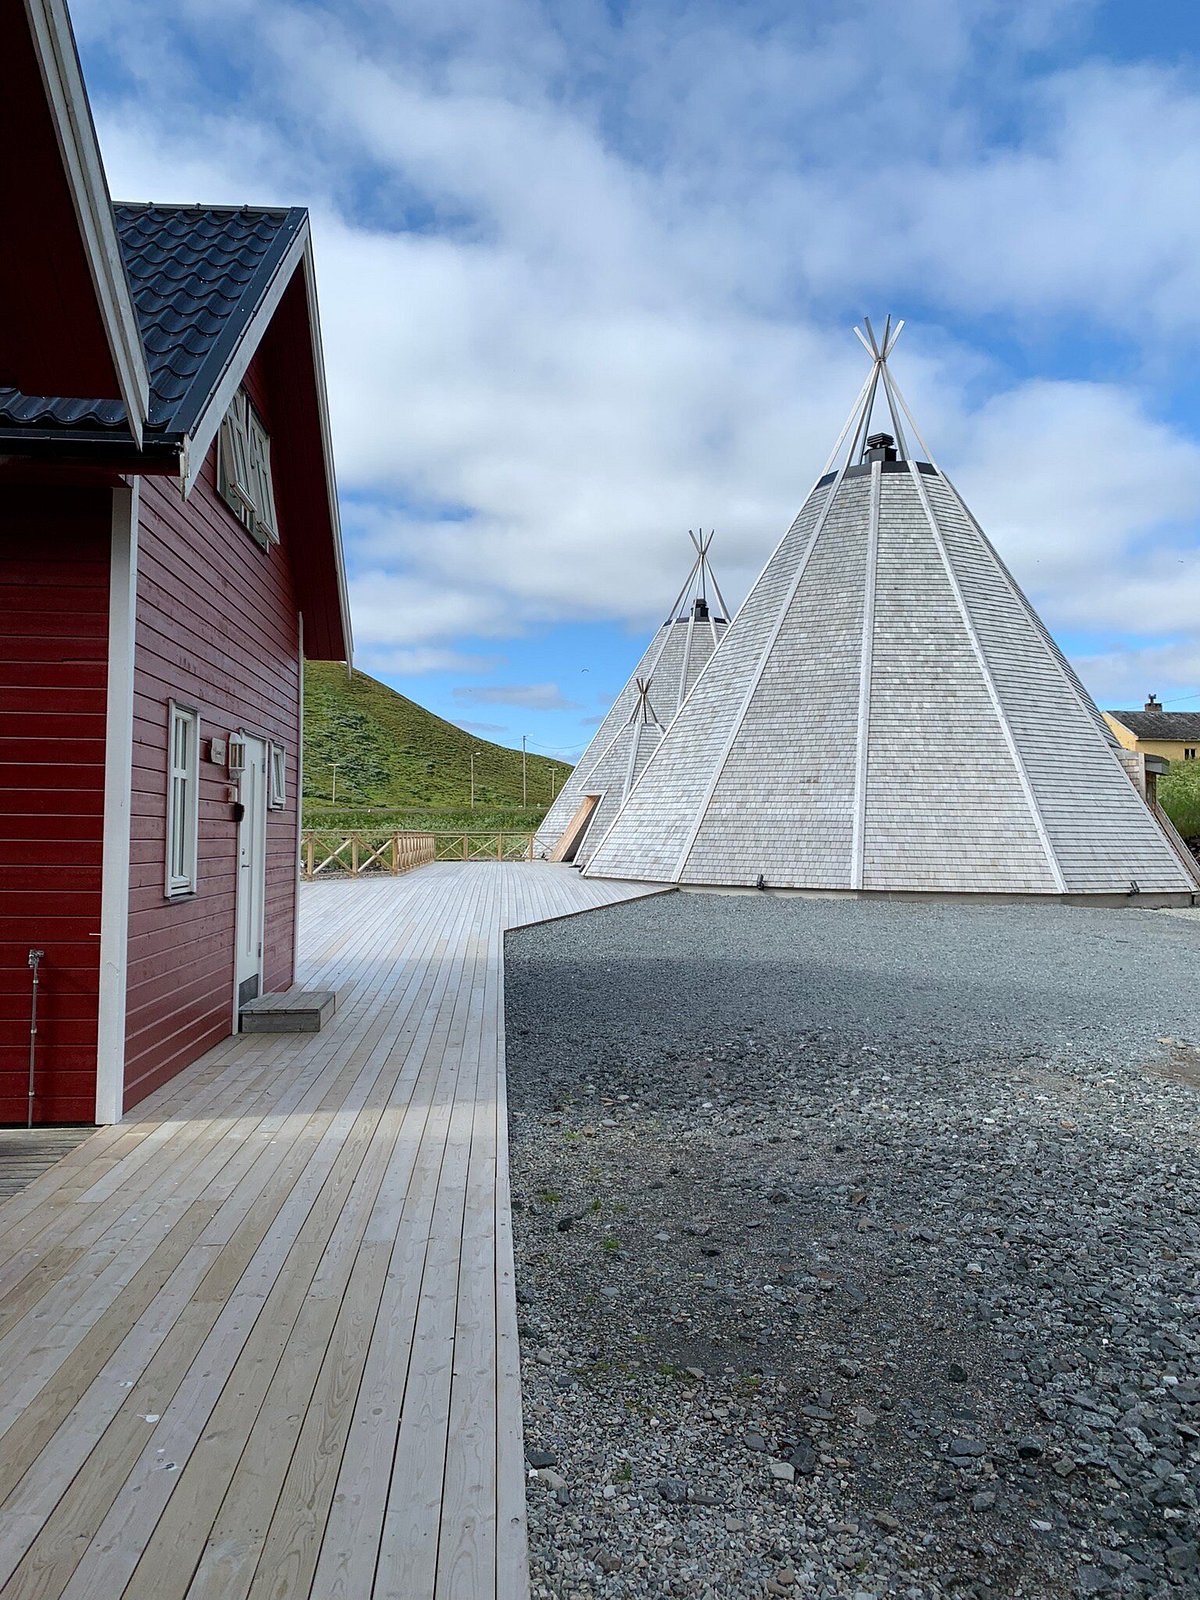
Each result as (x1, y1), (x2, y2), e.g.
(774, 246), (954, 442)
(27, 949), (43, 1128)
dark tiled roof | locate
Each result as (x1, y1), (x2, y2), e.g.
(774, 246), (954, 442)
(1109, 710), (1200, 741)
(0, 203), (306, 440)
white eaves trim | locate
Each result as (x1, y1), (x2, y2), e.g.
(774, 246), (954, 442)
(24, 0), (150, 445)
(183, 222), (353, 666)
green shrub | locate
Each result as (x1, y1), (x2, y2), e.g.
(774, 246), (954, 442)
(1159, 762), (1200, 839)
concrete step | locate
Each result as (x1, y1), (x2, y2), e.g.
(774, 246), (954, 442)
(239, 989), (336, 1034)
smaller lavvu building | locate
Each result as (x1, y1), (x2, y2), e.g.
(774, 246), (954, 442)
(0, 0), (350, 1123)
(535, 533), (728, 865)
(585, 321), (1199, 902)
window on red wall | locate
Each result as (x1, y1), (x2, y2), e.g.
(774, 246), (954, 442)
(166, 702), (200, 897)
(218, 386), (280, 550)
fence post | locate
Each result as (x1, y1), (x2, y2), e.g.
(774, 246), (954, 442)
(305, 835), (314, 880)
(527, 834), (533, 860)
(351, 836), (359, 877)
(462, 834), (469, 861)
(496, 833), (503, 861)
(391, 834), (399, 874)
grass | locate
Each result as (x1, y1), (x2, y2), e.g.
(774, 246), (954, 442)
(303, 663), (571, 817)
(300, 804), (553, 832)
(1159, 762), (1200, 839)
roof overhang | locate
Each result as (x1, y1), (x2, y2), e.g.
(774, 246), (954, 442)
(1, 0), (149, 443)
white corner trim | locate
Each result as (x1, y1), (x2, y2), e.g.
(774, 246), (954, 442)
(25, 0), (150, 441)
(293, 610), (304, 975)
(96, 481), (139, 1124)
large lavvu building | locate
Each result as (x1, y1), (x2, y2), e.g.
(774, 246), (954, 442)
(585, 321), (1199, 902)
(535, 534), (728, 865)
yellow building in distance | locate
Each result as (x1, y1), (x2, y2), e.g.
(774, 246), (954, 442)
(1104, 696), (1200, 762)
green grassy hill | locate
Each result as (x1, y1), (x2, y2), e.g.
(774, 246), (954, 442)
(303, 663), (571, 826)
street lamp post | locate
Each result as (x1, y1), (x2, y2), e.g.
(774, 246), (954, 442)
(329, 761), (340, 805)
(471, 748), (482, 809)
(521, 735), (527, 807)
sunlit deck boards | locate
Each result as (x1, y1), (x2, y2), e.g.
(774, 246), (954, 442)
(0, 863), (664, 1600)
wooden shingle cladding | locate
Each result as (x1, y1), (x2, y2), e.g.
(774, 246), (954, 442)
(124, 351), (301, 1110)
(0, 483), (111, 1122)
(586, 461), (1197, 899)
(535, 605), (727, 860)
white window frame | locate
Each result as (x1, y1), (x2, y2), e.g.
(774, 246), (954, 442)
(166, 701), (200, 898)
(269, 741), (287, 810)
(218, 391), (255, 525)
(247, 407), (278, 545)
(217, 386), (279, 549)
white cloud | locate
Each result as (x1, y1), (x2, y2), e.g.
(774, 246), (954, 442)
(76, 0), (1200, 700)
(1074, 643), (1200, 710)
(453, 682), (581, 710)
(355, 645), (503, 677)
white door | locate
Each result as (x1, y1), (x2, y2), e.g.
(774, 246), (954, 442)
(235, 734), (268, 1008)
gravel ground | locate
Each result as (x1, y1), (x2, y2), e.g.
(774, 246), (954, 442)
(504, 895), (1200, 1600)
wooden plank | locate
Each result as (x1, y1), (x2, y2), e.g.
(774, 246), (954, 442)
(0, 863), (661, 1600)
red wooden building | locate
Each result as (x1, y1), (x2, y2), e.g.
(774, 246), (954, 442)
(0, 0), (351, 1124)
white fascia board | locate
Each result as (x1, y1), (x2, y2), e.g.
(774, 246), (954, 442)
(96, 481), (139, 1125)
(300, 237), (353, 666)
(182, 226), (353, 667)
(181, 220), (310, 496)
(25, 0), (150, 445)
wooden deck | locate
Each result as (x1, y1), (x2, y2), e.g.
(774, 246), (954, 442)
(0, 863), (663, 1600)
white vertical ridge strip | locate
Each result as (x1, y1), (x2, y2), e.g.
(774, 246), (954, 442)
(905, 461), (1068, 894)
(96, 481), (140, 1125)
(677, 602), (697, 709)
(670, 470), (851, 882)
(622, 718), (646, 800)
(942, 476), (1148, 748)
(935, 477), (1192, 887)
(850, 461), (881, 889)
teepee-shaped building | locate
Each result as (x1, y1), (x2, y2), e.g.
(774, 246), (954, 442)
(535, 533), (729, 864)
(586, 321), (1199, 900)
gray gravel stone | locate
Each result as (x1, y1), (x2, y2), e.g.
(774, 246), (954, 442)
(507, 893), (1200, 1598)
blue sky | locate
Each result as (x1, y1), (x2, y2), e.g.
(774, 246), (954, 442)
(74, 0), (1200, 765)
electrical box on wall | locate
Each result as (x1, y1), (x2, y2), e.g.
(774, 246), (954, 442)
(209, 737), (227, 765)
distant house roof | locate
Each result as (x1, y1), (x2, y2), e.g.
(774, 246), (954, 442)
(1108, 709), (1200, 741)
(0, 203), (307, 452)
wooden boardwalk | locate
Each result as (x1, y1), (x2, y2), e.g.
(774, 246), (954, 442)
(0, 863), (663, 1600)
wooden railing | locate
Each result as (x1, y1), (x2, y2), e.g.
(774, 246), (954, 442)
(300, 830), (537, 879)
(433, 832), (536, 863)
(302, 831), (436, 880)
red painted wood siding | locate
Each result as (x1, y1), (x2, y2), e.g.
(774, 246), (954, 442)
(0, 484), (110, 1123)
(125, 353), (302, 1109)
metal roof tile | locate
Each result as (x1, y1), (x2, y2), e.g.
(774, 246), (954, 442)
(0, 202), (306, 442)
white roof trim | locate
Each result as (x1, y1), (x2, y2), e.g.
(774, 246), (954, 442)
(182, 225), (352, 665)
(24, 0), (150, 445)
(301, 235), (353, 666)
(182, 221), (309, 496)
